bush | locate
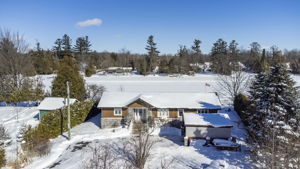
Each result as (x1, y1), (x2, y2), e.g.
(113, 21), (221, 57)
(233, 93), (255, 126)
(51, 56), (86, 101)
(0, 147), (5, 168)
(23, 101), (93, 155)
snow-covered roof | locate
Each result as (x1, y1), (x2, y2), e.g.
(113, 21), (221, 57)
(37, 97), (77, 110)
(107, 67), (132, 70)
(97, 92), (222, 109)
(183, 113), (233, 127)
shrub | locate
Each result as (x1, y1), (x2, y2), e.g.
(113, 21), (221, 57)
(22, 101), (93, 156)
(233, 93), (256, 126)
(0, 147), (6, 168)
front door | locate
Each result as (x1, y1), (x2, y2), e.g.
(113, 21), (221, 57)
(134, 108), (147, 122)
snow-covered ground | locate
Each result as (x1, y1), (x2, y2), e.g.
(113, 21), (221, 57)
(0, 107), (39, 162)
(20, 108), (252, 169)
(2, 72), (300, 168)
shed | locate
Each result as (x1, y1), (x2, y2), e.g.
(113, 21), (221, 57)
(183, 113), (233, 139)
(37, 97), (77, 120)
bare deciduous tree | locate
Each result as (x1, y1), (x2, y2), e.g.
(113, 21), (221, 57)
(86, 84), (105, 101)
(217, 70), (251, 102)
(83, 144), (122, 169)
(116, 130), (159, 169)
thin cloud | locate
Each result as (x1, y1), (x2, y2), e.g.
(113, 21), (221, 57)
(76, 18), (103, 27)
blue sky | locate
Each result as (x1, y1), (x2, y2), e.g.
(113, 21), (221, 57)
(0, 0), (299, 54)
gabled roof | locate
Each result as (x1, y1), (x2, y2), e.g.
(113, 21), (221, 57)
(183, 113), (233, 127)
(37, 97), (77, 110)
(97, 92), (222, 109)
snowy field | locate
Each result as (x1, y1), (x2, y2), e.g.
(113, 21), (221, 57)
(2, 72), (300, 168)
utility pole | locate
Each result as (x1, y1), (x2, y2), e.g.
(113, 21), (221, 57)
(67, 81), (71, 140)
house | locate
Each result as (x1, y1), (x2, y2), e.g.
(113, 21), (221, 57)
(106, 67), (133, 74)
(183, 113), (233, 140)
(37, 97), (77, 120)
(97, 92), (222, 128)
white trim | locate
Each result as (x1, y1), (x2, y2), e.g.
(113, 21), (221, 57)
(157, 108), (169, 118)
(178, 109), (184, 117)
(114, 108), (122, 116)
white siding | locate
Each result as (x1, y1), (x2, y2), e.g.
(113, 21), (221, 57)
(185, 126), (232, 139)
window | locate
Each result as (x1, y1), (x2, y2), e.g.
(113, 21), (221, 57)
(178, 109), (184, 117)
(197, 109), (209, 113)
(114, 108), (122, 116)
(158, 109), (169, 118)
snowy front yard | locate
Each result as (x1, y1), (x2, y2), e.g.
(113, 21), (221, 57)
(19, 108), (253, 169)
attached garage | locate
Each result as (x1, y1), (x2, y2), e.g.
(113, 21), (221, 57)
(183, 113), (233, 139)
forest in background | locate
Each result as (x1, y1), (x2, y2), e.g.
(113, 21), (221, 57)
(17, 32), (300, 76)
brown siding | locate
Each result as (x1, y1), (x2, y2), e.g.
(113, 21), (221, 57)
(101, 108), (128, 118)
(101, 104), (220, 118)
(127, 99), (151, 108)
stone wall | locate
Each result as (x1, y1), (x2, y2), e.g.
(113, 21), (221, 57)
(101, 118), (123, 128)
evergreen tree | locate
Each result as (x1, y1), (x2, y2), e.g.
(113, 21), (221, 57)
(270, 45), (284, 65)
(51, 56), (86, 100)
(228, 40), (239, 70)
(62, 34), (72, 57)
(145, 35), (160, 72)
(249, 71), (269, 134)
(249, 42), (262, 72)
(191, 39), (203, 63)
(249, 64), (300, 168)
(53, 38), (63, 58)
(177, 45), (190, 73)
(211, 38), (231, 75)
(74, 36), (91, 55)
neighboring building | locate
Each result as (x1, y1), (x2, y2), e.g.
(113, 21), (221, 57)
(37, 97), (77, 120)
(97, 92), (222, 128)
(183, 113), (233, 140)
(106, 67), (133, 74)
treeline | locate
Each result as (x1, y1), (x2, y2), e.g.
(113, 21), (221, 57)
(2, 31), (297, 76)
(27, 34), (300, 76)
(1, 30), (291, 77)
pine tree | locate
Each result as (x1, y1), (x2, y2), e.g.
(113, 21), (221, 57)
(62, 34), (72, 57)
(191, 39), (203, 63)
(249, 71), (269, 135)
(53, 38), (63, 58)
(249, 42), (262, 72)
(211, 38), (231, 75)
(145, 35), (160, 72)
(51, 56), (86, 100)
(228, 40), (239, 70)
(74, 36), (91, 55)
(177, 45), (190, 73)
(249, 64), (300, 168)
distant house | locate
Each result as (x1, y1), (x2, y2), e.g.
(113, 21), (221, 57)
(183, 113), (233, 140)
(106, 67), (133, 74)
(37, 97), (77, 120)
(97, 92), (222, 128)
